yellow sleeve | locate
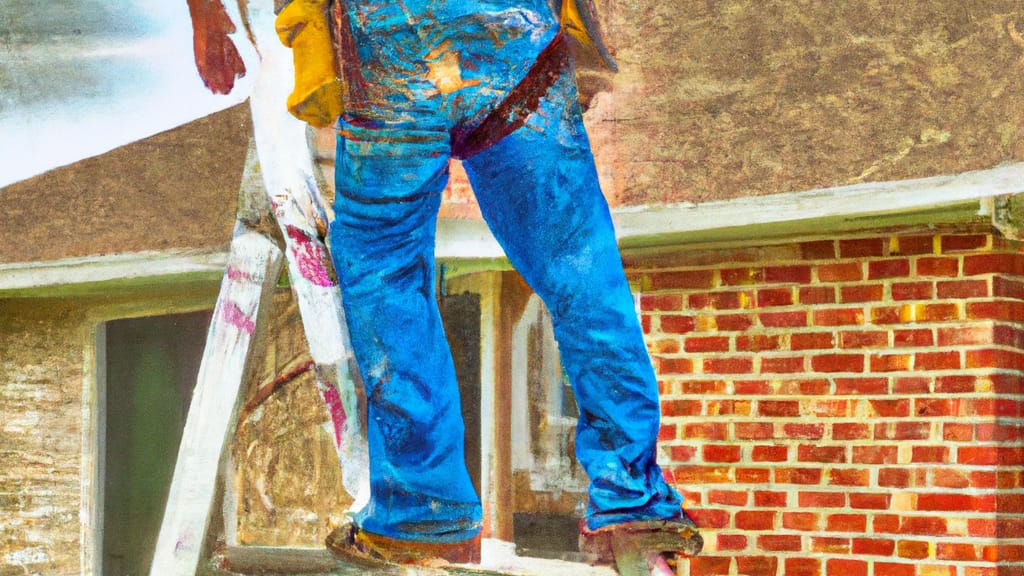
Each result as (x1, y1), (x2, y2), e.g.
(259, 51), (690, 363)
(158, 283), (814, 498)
(275, 0), (345, 127)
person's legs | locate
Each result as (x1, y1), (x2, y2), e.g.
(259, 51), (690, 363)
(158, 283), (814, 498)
(462, 67), (684, 532)
(328, 119), (481, 544)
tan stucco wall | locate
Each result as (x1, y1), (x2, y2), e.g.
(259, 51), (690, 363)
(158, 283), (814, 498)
(586, 0), (1024, 205)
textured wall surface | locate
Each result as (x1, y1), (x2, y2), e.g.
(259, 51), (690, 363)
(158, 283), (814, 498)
(628, 225), (1024, 575)
(0, 300), (86, 576)
(586, 0), (1024, 206)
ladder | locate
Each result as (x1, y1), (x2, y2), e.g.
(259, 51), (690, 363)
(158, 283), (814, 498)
(148, 7), (368, 572)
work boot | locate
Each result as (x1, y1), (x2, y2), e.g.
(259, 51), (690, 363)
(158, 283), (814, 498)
(578, 511), (703, 565)
(326, 519), (481, 567)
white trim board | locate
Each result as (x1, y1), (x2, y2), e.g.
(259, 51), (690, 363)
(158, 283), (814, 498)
(3, 163), (1022, 293)
(436, 162), (1024, 259)
(0, 249), (228, 294)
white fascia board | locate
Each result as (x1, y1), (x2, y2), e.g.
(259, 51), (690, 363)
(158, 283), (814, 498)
(435, 162), (1024, 259)
(0, 249), (229, 294)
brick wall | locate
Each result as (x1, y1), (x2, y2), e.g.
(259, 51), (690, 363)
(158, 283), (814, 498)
(629, 227), (1024, 576)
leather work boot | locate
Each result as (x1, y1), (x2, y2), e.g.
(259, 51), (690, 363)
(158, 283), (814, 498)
(326, 520), (482, 567)
(578, 512), (703, 565)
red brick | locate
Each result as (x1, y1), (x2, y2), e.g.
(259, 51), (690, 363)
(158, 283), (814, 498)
(891, 281), (934, 300)
(825, 558), (867, 576)
(833, 423), (871, 440)
(798, 445), (847, 463)
(937, 542), (979, 561)
(919, 302), (960, 322)
(819, 262), (864, 282)
(659, 423), (677, 441)
(970, 518), (997, 538)
(650, 338), (681, 354)
(941, 234), (988, 252)
(680, 380), (729, 394)
(736, 334), (783, 351)
(783, 512), (820, 531)
(812, 353), (865, 372)
(776, 467), (823, 484)
(715, 313), (755, 331)
(870, 353), (912, 372)
(893, 328), (934, 346)
(853, 445), (898, 464)
(658, 357), (694, 374)
(916, 256), (959, 277)
(934, 374), (981, 393)
(649, 270), (716, 290)
(870, 305), (902, 324)
(756, 287), (794, 307)
(828, 468), (870, 487)
(918, 493), (993, 512)
(966, 301), (1018, 322)
(689, 291), (751, 310)
(689, 556), (732, 576)
(765, 265), (812, 284)
(814, 537), (852, 554)
(735, 510), (775, 531)
(721, 267), (764, 286)
(915, 351), (961, 370)
(999, 493), (1024, 513)
(785, 558), (821, 576)
(852, 538), (896, 556)
(688, 508), (730, 529)
(757, 535), (801, 552)
(873, 514), (901, 533)
(799, 491), (845, 508)
(736, 422), (774, 440)
(683, 423), (729, 441)
(706, 399), (751, 416)
(760, 310), (808, 327)
(892, 235), (934, 255)
(641, 293), (683, 312)
(800, 286), (836, 304)
(796, 379), (831, 394)
(761, 356), (805, 373)
(874, 563), (915, 576)
(868, 399), (911, 417)
(759, 400), (801, 417)
(736, 556), (779, 576)
(669, 445), (697, 462)
(835, 377), (887, 395)
(932, 468), (971, 488)
(704, 356), (754, 374)
(662, 399), (702, 417)
(839, 330), (888, 349)
(736, 467), (771, 483)
(963, 253), (1024, 276)
(802, 240), (837, 260)
(911, 446), (950, 463)
(827, 513), (868, 533)
(994, 275), (1024, 298)
(752, 445), (789, 462)
(781, 423), (825, 440)
(703, 445), (742, 463)
(893, 376), (930, 394)
(850, 493), (891, 509)
(672, 466), (732, 485)
(814, 307), (865, 326)
(715, 534), (746, 551)
(685, 336), (730, 352)
(660, 315), (697, 334)
(874, 422), (931, 441)
(708, 489), (748, 506)
(899, 516), (948, 536)
(840, 238), (886, 258)
(841, 284), (885, 302)
(878, 468), (910, 488)
(937, 279), (989, 298)
(869, 259), (911, 279)
(916, 398), (955, 417)
(754, 491), (788, 507)
(792, 332), (836, 350)
(897, 540), (930, 559)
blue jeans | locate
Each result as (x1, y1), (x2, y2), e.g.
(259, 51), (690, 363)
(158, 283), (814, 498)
(328, 5), (683, 544)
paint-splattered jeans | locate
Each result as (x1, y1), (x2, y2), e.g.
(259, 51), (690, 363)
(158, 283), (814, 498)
(327, 1), (684, 544)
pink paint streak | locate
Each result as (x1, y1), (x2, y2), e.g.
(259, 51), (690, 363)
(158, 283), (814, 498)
(316, 377), (348, 448)
(286, 226), (337, 287)
(220, 300), (256, 334)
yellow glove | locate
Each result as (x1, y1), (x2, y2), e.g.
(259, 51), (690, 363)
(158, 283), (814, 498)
(275, 0), (345, 127)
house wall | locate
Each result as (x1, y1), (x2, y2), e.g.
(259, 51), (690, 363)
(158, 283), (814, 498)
(626, 222), (1024, 575)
